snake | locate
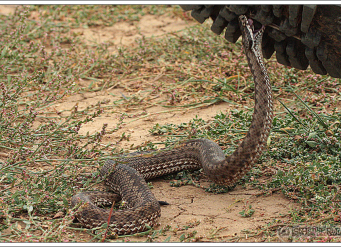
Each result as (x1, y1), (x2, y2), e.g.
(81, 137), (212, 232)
(71, 15), (273, 236)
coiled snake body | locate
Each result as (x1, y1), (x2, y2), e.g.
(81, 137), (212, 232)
(71, 15), (273, 235)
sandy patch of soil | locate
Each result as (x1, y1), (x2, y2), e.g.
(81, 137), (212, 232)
(0, 5), (16, 15)
(71, 14), (192, 51)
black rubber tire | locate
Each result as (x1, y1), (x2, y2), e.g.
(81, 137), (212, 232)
(180, 5), (341, 78)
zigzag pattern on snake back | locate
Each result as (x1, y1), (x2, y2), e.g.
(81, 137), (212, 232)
(71, 15), (274, 236)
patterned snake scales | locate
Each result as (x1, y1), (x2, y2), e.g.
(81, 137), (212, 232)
(71, 15), (273, 235)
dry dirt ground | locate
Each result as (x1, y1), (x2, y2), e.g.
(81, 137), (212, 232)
(1, 5), (300, 242)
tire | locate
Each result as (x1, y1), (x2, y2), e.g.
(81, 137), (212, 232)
(180, 5), (341, 78)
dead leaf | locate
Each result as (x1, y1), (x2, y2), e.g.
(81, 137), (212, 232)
(53, 211), (64, 219)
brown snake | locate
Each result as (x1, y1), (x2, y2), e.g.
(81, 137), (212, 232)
(71, 15), (273, 235)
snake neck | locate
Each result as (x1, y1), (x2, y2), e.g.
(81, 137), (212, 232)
(204, 20), (273, 186)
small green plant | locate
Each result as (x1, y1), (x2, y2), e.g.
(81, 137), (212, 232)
(239, 204), (255, 218)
